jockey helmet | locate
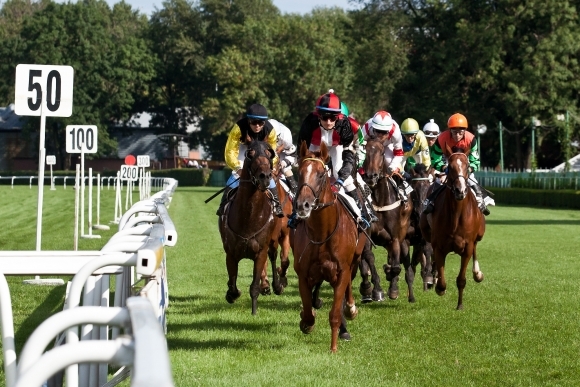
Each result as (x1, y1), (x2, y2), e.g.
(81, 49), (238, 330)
(315, 89), (342, 114)
(423, 119), (440, 138)
(371, 111), (394, 132)
(340, 101), (349, 117)
(448, 113), (468, 129)
(401, 118), (420, 135)
(246, 104), (268, 120)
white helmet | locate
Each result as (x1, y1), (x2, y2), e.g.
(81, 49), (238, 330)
(423, 119), (440, 138)
(371, 111), (394, 132)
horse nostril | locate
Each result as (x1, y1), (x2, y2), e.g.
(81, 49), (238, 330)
(304, 202), (310, 210)
(372, 173), (378, 179)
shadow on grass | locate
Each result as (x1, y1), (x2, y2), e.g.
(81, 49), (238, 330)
(486, 219), (580, 225)
(166, 337), (284, 351)
(168, 319), (280, 333)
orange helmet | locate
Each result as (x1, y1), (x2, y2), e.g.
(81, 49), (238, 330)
(447, 113), (468, 129)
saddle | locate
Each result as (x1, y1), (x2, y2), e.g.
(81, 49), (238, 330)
(336, 191), (362, 221)
(278, 178), (294, 201)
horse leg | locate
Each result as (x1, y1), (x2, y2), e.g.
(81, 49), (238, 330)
(225, 255), (241, 304)
(362, 240), (384, 302)
(250, 252), (268, 315)
(277, 233), (291, 290)
(384, 242), (402, 300)
(358, 250), (373, 303)
(422, 242), (435, 290)
(433, 249), (447, 296)
(261, 252), (272, 296)
(268, 244), (280, 295)
(298, 276), (315, 334)
(472, 244), (484, 283)
(330, 272), (351, 353)
(456, 244), (474, 310)
(312, 282), (323, 309)
(401, 241), (415, 303)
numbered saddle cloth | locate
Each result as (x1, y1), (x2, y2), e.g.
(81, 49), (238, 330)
(336, 191), (362, 220)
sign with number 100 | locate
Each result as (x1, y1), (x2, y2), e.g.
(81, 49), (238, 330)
(66, 125), (98, 153)
(14, 64), (74, 117)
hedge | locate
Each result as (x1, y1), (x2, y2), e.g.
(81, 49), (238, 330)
(488, 188), (580, 209)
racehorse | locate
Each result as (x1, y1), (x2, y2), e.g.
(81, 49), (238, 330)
(361, 136), (413, 301)
(419, 146), (485, 310)
(407, 163), (435, 291)
(218, 140), (277, 315)
(292, 141), (366, 352)
(261, 172), (293, 296)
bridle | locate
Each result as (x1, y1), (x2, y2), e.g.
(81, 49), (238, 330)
(444, 152), (469, 196)
(295, 157), (335, 210)
(363, 138), (388, 185)
(239, 153), (272, 190)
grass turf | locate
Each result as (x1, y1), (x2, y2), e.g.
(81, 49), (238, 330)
(1, 186), (579, 386)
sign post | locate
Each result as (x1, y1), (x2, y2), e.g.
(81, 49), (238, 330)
(66, 125), (98, 239)
(15, 64), (73, 285)
(46, 155), (56, 190)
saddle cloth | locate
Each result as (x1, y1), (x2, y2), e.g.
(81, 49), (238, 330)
(279, 178), (294, 201)
(337, 190), (362, 220)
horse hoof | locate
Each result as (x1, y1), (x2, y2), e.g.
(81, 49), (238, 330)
(280, 276), (288, 288)
(473, 271), (484, 283)
(300, 320), (315, 334)
(344, 304), (358, 320)
(225, 289), (241, 304)
(313, 298), (323, 309)
(261, 287), (271, 296)
(273, 285), (284, 296)
(388, 290), (399, 300)
(435, 288), (446, 296)
(456, 304), (464, 311)
(408, 296), (416, 303)
(339, 331), (351, 341)
(372, 290), (384, 302)
(361, 295), (373, 304)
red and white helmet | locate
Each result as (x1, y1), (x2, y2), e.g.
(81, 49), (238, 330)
(371, 111), (395, 132)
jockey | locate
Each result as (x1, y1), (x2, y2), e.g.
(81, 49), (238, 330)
(400, 118), (431, 173)
(423, 119), (440, 149)
(287, 90), (377, 229)
(216, 103), (284, 218)
(423, 113), (490, 216)
(360, 111), (409, 202)
(271, 118), (298, 194)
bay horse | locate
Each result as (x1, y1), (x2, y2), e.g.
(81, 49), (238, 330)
(406, 163), (434, 291)
(218, 140), (277, 315)
(361, 136), (413, 301)
(292, 141), (366, 353)
(419, 147), (485, 310)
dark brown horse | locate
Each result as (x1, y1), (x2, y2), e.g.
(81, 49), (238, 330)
(361, 136), (413, 301)
(292, 141), (366, 352)
(218, 140), (277, 315)
(406, 163), (435, 291)
(419, 148), (485, 310)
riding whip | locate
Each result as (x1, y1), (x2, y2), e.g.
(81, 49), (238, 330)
(204, 177), (240, 203)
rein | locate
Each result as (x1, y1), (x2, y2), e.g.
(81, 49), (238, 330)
(296, 157), (335, 210)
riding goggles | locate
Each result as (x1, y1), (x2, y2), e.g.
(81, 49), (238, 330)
(249, 119), (266, 126)
(319, 113), (338, 122)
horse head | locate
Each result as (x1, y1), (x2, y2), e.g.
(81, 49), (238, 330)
(243, 140), (276, 191)
(445, 144), (470, 200)
(409, 163), (431, 214)
(295, 141), (331, 219)
(362, 136), (387, 188)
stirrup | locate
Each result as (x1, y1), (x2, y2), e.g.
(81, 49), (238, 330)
(357, 216), (371, 230)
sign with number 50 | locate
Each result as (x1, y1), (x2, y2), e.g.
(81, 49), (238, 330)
(14, 64), (74, 117)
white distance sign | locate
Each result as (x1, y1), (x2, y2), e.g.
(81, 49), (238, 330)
(120, 165), (138, 181)
(66, 125), (98, 153)
(137, 155), (150, 167)
(14, 64), (74, 117)
(46, 155), (56, 165)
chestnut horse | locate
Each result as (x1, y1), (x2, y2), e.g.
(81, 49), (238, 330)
(292, 141), (366, 352)
(362, 137), (414, 301)
(406, 163), (435, 291)
(261, 174), (293, 296)
(218, 140), (277, 315)
(419, 148), (485, 310)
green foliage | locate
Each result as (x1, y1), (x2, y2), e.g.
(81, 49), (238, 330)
(490, 187), (580, 208)
(151, 167), (212, 186)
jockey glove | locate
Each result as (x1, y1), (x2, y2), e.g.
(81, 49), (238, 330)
(337, 150), (356, 181)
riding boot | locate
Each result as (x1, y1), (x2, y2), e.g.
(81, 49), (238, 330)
(346, 189), (371, 229)
(268, 187), (284, 218)
(472, 184), (490, 216)
(363, 196), (379, 223)
(216, 187), (232, 216)
(423, 183), (445, 214)
(285, 174), (298, 195)
(398, 180), (410, 203)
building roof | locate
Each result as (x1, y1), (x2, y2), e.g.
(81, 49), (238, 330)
(0, 104), (25, 130)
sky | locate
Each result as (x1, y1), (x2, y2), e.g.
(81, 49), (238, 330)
(98, 0), (356, 16)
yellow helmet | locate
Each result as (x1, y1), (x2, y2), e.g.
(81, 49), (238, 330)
(401, 118), (420, 135)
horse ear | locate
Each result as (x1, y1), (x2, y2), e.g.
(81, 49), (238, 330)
(265, 147), (275, 160)
(409, 166), (417, 178)
(300, 140), (308, 158)
(320, 142), (329, 163)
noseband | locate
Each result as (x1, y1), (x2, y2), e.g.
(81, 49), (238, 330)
(296, 157), (335, 210)
(240, 155), (271, 188)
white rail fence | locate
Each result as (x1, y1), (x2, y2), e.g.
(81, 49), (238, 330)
(0, 178), (178, 387)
